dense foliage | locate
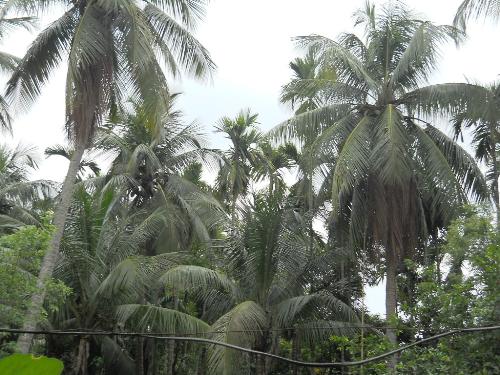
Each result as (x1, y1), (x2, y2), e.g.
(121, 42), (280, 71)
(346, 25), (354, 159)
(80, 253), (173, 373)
(0, 0), (498, 374)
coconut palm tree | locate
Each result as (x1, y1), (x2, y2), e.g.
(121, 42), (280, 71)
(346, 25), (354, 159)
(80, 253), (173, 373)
(271, 1), (489, 364)
(215, 109), (262, 220)
(0, 144), (54, 230)
(50, 185), (208, 375)
(95, 100), (224, 254)
(452, 81), (500, 224)
(159, 192), (358, 375)
(7, 0), (215, 352)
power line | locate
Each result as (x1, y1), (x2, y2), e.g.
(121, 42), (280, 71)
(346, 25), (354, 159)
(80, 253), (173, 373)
(26, 324), (487, 335)
(1, 325), (498, 368)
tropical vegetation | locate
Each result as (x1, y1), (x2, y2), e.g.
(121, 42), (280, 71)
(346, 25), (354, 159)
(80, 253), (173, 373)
(0, 0), (498, 374)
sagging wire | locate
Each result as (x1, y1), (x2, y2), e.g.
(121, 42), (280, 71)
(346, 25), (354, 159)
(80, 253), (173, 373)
(0, 325), (498, 368)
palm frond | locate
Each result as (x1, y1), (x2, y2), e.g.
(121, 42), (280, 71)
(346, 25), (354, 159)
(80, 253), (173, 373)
(6, 7), (76, 112)
(331, 116), (372, 212)
(147, 0), (208, 29)
(0, 51), (18, 73)
(116, 304), (209, 334)
(269, 104), (353, 143)
(145, 3), (215, 79)
(454, 0), (500, 29)
(99, 336), (135, 375)
(372, 105), (412, 185)
(294, 35), (376, 91)
(208, 301), (267, 375)
(97, 253), (186, 301)
(401, 83), (489, 118)
(273, 293), (357, 329)
(424, 123), (489, 200)
(390, 23), (463, 90)
(160, 265), (238, 297)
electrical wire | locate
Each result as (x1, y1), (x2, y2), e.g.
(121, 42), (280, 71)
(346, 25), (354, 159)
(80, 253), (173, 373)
(0, 325), (480, 336)
(1, 325), (499, 368)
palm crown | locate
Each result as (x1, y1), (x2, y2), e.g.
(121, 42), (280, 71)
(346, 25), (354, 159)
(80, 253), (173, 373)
(215, 109), (262, 217)
(8, 0), (215, 144)
(274, 1), (488, 254)
(95, 100), (224, 253)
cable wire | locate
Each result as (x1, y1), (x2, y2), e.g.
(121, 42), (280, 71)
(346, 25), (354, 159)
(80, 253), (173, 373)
(1, 325), (499, 368)
(7, 324), (484, 336)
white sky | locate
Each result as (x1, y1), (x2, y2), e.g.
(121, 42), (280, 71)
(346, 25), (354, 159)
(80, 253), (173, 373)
(1, 0), (499, 314)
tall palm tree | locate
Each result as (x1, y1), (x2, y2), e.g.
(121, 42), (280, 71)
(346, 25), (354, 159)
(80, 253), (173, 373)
(453, 81), (500, 224)
(7, 0), (215, 352)
(0, 2), (34, 130)
(159, 192), (358, 375)
(215, 109), (262, 220)
(271, 1), (489, 363)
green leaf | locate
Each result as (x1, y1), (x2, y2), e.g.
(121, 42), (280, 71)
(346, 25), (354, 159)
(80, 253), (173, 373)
(0, 354), (63, 375)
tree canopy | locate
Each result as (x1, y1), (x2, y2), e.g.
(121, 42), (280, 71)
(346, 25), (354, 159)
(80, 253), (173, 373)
(0, 1), (498, 374)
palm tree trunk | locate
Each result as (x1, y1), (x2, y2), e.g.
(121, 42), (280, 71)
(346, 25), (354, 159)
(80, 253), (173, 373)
(148, 338), (158, 375)
(255, 331), (269, 375)
(385, 251), (398, 372)
(255, 354), (266, 375)
(360, 296), (365, 375)
(196, 347), (207, 375)
(17, 144), (86, 353)
(136, 337), (145, 375)
(166, 294), (179, 375)
(490, 127), (500, 227)
(231, 194), (237, 225)
(74, 336), (89, 375)
(165, 339), (174, 375)
(292, 332), (300, 375)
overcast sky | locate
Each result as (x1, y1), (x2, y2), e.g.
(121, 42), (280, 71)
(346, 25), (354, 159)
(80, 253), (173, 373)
(1, 0), (499, 314)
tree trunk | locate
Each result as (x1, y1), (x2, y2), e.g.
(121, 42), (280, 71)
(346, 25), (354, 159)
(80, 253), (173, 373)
(385, 252), (398, 372)
(148, 338), (158, 375)
(255, 330), (270, 375)
(490, 125), (499, 227)
(360, 296), (365, 375)
(165, 294), (179, 375)
(292, 333), (300, 375)
(231, 194), (237, 226)
(196, 347), (207, 375)
(255, 354), (266, 375)
(74, 336), (89, 375)
(165, 340), (174, 375)
(136, 337), (145, 375)
(17, 144), (86, 353)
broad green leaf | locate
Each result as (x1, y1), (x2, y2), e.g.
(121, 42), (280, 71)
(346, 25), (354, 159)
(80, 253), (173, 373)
(0, 354), (63, 375)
